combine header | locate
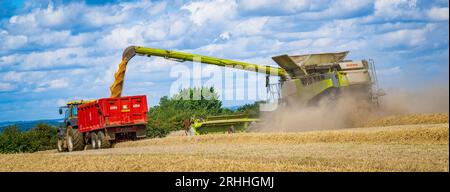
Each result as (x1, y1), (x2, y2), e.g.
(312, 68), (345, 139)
(187, 114), (260, 135)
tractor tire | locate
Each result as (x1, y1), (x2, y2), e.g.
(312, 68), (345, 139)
(97, 131), (111, 149)
(90, 132), (98, 149)
(56, 135), (64, 152)
(69, 128), (85, 151)
(67, 135), (74, 152)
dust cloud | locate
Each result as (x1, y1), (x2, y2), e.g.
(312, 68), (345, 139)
(379, 84), (449, 115)
(249, 82), (449, 133)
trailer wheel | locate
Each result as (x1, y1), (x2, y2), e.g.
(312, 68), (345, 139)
(97, 131), (111, 149)
(90, 132), (98, 149)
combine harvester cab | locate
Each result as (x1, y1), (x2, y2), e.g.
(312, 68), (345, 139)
(57, 95), (148, 152)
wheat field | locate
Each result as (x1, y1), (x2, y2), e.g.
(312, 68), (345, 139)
(0, 114), (448, 172)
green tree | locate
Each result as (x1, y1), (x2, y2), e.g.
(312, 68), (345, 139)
(25, 123), (58, 152)
(147, 87), (224, 138)
(236, 101), (264, 117)
(0, 123), (57, 153)
(0, 125), (23, 153)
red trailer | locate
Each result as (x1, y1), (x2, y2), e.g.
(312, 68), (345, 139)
(75, 95), (148, 149)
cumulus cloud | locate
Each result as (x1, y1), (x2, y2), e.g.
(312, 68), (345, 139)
(35, 79), (69, 92)
(0, 30), (28, 51)
(298, 0), (373, 19)
(0, 47), (91, 71)
(427, 7), (449, 21)
(238, 0), (327, 15)
(372, 25), (429, 48)
(373, 0), (421, 20)
(182, 0), (237, 26)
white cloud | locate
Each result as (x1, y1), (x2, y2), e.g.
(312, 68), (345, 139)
(35, 79), (69, 92)
(373, 0), (421, 20)
(0, 31), (28, 51)
(7, 2), (143, 31)
(48, 79), (69, 88)
(373, 25), (432, 48)
(1, 47), (90, 70)
(219, 32), (231, 40)
(238, 0), (327, 15)
(1, 71), (46, 83)
(299, 0), (372, 19)
(232, 17), (269, 36)
(98, 25), (146, 49)
(147, 1), (167, 15)
(0, 82), (16, 92)
(427, 7), (449, 21)
(378, 66), (402, 75)
(29, 30), (71, 46)
(182, 0), (237, 26)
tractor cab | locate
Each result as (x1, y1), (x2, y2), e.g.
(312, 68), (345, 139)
(58, 100), (94, 128)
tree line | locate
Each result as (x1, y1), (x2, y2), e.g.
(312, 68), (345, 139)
(0, 123), (57, 153)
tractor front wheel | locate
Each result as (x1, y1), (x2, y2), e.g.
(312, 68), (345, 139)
(56, 135), (64, 152)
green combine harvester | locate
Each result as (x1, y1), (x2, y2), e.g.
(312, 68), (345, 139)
(110, 46), (384, 135)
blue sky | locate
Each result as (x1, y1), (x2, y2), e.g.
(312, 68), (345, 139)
(0, 0), (449, 121)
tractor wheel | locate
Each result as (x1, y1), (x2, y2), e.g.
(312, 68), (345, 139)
(67, 134), (74, 152)
(56, 135), (64, 152)
(97, 131), (111, 149)
(71, 129), (85, 151)
(90, 132), (98, 149)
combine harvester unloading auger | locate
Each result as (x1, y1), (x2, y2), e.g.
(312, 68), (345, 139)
(109, 46), (384, 135)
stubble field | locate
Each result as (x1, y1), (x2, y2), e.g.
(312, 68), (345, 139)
(0, 113), (448, 172)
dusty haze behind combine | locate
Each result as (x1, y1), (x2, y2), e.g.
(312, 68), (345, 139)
(252, 80), (449, 133)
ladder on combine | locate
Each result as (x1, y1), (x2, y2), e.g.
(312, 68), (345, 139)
(368, 59), (381, 106)
(265, 75), (282, 104)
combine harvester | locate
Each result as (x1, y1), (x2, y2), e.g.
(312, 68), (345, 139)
(109, 46), (384, 135)
(56, 45), (383, 151)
